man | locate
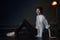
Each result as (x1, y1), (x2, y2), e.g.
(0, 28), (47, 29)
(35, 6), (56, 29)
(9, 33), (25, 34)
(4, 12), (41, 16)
(35, 7), (50, 40)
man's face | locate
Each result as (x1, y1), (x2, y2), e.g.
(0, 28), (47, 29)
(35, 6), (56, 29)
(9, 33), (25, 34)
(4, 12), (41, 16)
(36, 8), (40, 15)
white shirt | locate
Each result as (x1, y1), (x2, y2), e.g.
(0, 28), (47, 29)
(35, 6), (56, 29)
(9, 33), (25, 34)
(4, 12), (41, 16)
(36, 14), (50, 29)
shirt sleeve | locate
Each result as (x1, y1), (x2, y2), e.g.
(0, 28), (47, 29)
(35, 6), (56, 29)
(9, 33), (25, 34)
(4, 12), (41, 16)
(43, 16), (50, 29)
(35, 16), (40, 29)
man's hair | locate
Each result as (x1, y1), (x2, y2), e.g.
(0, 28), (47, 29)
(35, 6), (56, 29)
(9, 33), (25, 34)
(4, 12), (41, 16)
(36, 7), (43, 14)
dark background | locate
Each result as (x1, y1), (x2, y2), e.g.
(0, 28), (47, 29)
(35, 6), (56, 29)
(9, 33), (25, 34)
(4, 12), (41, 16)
(0, 0), (59, 29)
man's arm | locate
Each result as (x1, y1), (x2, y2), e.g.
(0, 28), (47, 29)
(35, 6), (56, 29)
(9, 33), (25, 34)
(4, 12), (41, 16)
(35, 16), (39, 29)
(43, 16), (50, 29)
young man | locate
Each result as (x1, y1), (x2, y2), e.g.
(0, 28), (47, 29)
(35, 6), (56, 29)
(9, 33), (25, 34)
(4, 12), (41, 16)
(35, 7), (50, 40)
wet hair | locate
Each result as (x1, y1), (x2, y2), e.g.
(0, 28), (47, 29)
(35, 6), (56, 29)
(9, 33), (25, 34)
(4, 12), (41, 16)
(36, 7), (43, 14)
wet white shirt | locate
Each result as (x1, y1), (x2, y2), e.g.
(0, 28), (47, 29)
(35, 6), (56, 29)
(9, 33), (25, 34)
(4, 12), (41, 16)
(36, 14), (50, 29)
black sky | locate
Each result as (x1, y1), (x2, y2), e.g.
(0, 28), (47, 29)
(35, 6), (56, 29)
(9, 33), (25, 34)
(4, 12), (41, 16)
(0, 0), (58, 28)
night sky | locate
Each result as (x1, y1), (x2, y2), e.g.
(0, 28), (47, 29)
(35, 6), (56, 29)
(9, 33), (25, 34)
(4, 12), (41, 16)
(0, 0), (58, 28)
